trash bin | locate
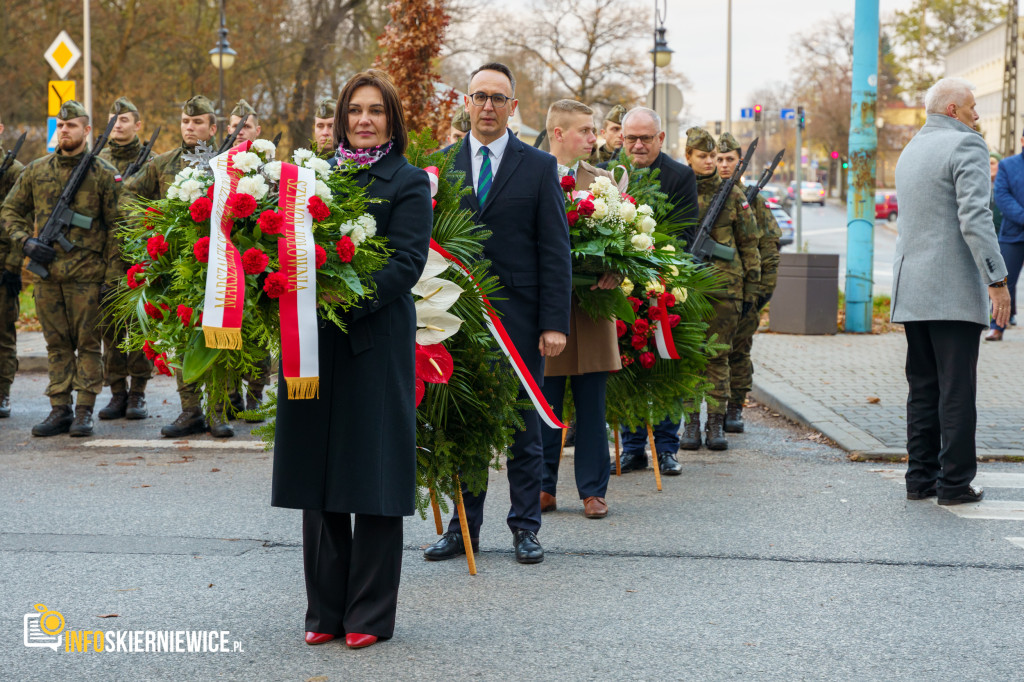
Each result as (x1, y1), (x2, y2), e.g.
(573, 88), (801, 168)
(768, 253), (839, 335)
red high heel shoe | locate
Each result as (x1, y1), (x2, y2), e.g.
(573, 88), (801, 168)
(305, 632), (335, 645)
(345, 633), (378, 649)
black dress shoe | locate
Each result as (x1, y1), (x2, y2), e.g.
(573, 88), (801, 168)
(658, 452), (683, 476)
(512, 529), (543, 564)
(611, 450), (647, 474)
(906, 486), (937, 500)
(423, 531), (479, 561)
(938, 485), (984, 506)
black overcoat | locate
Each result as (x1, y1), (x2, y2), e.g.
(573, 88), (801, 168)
(271, 147), (432, 517)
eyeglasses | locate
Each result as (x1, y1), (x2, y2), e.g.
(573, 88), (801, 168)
(624, 135), (655, 145)
(469, 92), (511, 108)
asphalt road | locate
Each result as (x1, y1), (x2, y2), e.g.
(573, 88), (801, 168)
(2, 374), (1024, 680)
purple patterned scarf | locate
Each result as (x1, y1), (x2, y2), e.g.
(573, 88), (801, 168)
(335, 140), (393, 166)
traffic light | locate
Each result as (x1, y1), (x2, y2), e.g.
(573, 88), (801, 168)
(830, 151), (839, 160)
(754, 104), (763, 122)
(797, 105), (805, 130)
(841, 158), (849, 170)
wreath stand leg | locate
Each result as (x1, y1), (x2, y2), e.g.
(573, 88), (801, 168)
(453, 475), (477, 576)
(646, 423), (662, 492)
(558, 427), (567, 462)
(613, 428), (621, 476)
(429, 489), (443, 535)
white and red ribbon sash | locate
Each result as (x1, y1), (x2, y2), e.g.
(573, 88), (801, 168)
(428, 239), (565, 429)
(650, 299), (680, 360)
(277, 163), (320, 399)
(203, 143), (249, 349)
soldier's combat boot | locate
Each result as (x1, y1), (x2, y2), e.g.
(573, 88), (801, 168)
(244, 386), (265, 423)
(69, 405), (95, 437)
(98, 391), (128, 420)
(32, 405), (74, 437)
(209, 411), (235, 439)
(724, 402), (745, 433)
(125, 392), (148, 420)
(705, 413), (728, 451)
(679, 414), (702, 450)
(0, 395), (10, 418)
(161, 407), (206, 438)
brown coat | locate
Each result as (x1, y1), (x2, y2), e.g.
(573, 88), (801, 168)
(545, 161), (626, 377)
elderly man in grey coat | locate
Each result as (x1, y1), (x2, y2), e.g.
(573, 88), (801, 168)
(892, 77), (1011, 506)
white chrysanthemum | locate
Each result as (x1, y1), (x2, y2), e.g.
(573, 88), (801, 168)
(631, 233), (653, 251)
(179, 179), (203, 203)
(357, 214), (377, 238)
(350, 225), (367, 246)
(672, 287), (688, 303)
(640, 215), (657, 234)
(620, 277), (634, 296)
(251, 139), (276, 158)
(638, 203), (654, 217)
(315, 180), (331, 202)
(262, 161), (282, 182)
(591, 198), (608, 220)
(237, 175), (269, 200)
(619, 201), (637, 222)
(232, 151), (260, 173)
(293, 148), (314, 163)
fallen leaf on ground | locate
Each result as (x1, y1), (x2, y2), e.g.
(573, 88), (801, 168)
(97, 614), (119, 618)
(867, 396), (880, 404)
(210, 468), (221, 473)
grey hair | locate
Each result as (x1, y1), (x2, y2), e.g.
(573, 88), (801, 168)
(924, 78), (975, 115)
(621, 107), (662, 132)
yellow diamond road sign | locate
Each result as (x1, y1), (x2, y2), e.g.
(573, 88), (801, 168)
(44, 31), (81, 80)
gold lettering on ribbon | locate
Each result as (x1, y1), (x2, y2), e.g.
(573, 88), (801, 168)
(281, 178), (311, 292)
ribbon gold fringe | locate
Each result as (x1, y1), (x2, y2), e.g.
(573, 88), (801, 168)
(203, 326), (243, 350)
(286, 376), (320, 400)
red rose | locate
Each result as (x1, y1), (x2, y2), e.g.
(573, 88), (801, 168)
(668, 314), (681, 328)
(639, 351), (655, 369)
(308, 196), (331, 222)
(336, 235), (355, 263)
(257, 210), (284, 235)
(143, 206), (162, 230)
(197, 311), (204, 326)
(154, 353), (172, 376)
(615, 320), (627, 338)
(176, 305), (193, 326)
(142, 340), (157, 360)
(314, 244), (327, 269)
(578, 198), (595, 217)
(144, 301), (164, 320)
(146, 234), (169, 260)
(648, 306), (666, 322)
(622, 193), (637, 205)
(189, 196), (213, 223)
(207, 185), (215, 200)
(627, 296), (641, 313)
(242, 247), (269, 275)
(631, 319), (649, 336)
(560, 175), (576, 192)
(126, 263), (146, 289)
(566, 210), (580, 227)
(226, 192), (257, 219)
(263, 271), (289, 299)
(193, 236), (210, 263)
(659, 292), (676, 308)
(630, 334), (646, 350)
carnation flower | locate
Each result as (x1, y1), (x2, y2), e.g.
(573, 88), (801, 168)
(262, 161), (282, 182)
(232, 151), (260, 173)
(257, 210), (284, 235)
(146, 234), (169, 260)
(350, 225), (367, 246)
(630, 334), (646, 351)
(591, 198), (608, 220)
(632, 319), (650, 336)
(631, 233), (653, 250)
(236, 174), (269, 201)
(619, 201), (637, 222)
(242, 247), (270, 275)
(154, 353), (172, 376)
(207, 184), (215, 200)
(179, 179), (203, 203)
(314, 180), (331, 202)
(566, 209), (580, 227)
(251, 139), (276, 157)
(639, 215), (657, 234)
(639, 351), (656, 369)
(142, 340), (157, 360)
(126, 263), (146, 289)
(308, 196), (331, 222)
(190, 197), (213, 223)
(336, 235), (355, 263)
(308, 157), (331, 176)
(176, 305), (193, 326)
(144, 301), (164, 320)
(560, 175), (576, 192)
(357, 214), (377, 237)
(620, 277), (634, 295)
(263, 271), (289, 298)
(293, 148), (314, 163)
(143, 206), (162, 230)
(226, 192), (257, 218)
(193, 236), (210, 263)
(315, 244), (327, 269)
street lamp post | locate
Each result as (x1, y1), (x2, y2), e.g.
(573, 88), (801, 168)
(208, 0), (237, 142)
(650, 0), (673, 134)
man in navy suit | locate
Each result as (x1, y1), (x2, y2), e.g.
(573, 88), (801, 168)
(423, 62), (572, 564)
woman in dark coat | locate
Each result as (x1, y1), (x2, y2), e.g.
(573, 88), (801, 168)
(271, 69), (432, 649)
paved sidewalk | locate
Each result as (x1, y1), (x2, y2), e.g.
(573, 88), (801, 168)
(752, 328), (1024, 460)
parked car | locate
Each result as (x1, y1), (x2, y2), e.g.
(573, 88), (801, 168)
(759, 184), (784, 204)
(770, 203), (794, 246)
(787, 181), (826, 205)
(875, 191), (898, 222)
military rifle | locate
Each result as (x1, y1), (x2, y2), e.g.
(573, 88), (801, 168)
(121, 125), (161, 179)
(0, 131), (26, 182)
(688, 137), (758, 262)
(25, 115), (118, 279)
(271, 131), (282, 147)
(217, 113), (252, 154)
(745, 148), (785, 206)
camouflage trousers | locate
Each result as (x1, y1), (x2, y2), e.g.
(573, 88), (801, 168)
(687, 297), (742, 416)
(728, 301), (763, 404)
(101, 300), (152, 394)
(35, 281), (103, 407)
(176, 371), (203, 410)
(0, 282), (18, 395)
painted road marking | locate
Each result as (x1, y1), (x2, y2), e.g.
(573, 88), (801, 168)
(83, 438), (265, 451)
(1008, 538), (1024, 550)
(871, 469), (1024, 489)
(933, 500), (1024, 521)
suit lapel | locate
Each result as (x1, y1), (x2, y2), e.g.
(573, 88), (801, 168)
(481, 131), (523, 215)
(453, 138), (480, 215)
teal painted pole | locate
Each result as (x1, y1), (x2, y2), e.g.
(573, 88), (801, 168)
(844, 0), (879, 333)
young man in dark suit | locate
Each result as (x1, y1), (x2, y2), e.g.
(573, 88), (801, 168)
(423, 62), (573, 564)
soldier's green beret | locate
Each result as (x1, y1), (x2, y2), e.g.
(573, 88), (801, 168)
(110, 96), (138, 116)
(686, 126), (716, 153)
(717, 131), (741, 154)
(314, 98), (336, 120)
(604, 104), (626, 125)
(990, 151), (1003, 161)
(230, 99), (257, 120)
(58, 100), (88, 121)
(183, 95), (215, 116)
(451, 105), (471, 133)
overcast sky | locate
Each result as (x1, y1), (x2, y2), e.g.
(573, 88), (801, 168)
(663, 0), (916, 125)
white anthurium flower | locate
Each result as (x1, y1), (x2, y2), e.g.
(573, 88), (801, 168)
(293, 148), (314, 163)
(251, 139), (276, 157)
(413, 277), (464, 312)
(420, 249), (450, 280)
(262, 161), (282, 182)
(415, 308), (463, 345)
(237, 175), (269, 200)
(232, 151), (260, 173)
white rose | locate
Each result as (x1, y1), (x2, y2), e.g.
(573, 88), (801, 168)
(660, 243), (675, 253)
(590, 176), (614, 198)
(631, 233), (653, 251)
(237, 175), (269, 200)
(315, 180), (331, 202)
(640, 215), (657, 234)
(619, 201), (637, 222)
(638, 203), (654, 217)
(293, 148), (314, 163)
(350, 225), (367, 246)
(232, 151), (260, 173)
(647, 279), (665, 294)
(620, 277), (634, 296)
(358, 214), (377, 238)
(672, 287), (688, 303)
(251, 139), (276, 158)
(262, 161), (282, 182)
(667, 264), (679, 276)
(591, 198), (608, 220)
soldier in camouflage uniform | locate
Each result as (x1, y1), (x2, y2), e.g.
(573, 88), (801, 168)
(716, 132), (782, 434)
(446, 105), (471, 145)
(589, 104), (625, 165)
(0, 101), (122, 437)
(313, 98), (336, 156)
(678, 127), (760, 451)
(0, 112), (26, 418)
(97, 96), (153, 420)
(123, 95), (234, 439)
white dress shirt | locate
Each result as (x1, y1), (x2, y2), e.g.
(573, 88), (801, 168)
(468, 129), (511, 197)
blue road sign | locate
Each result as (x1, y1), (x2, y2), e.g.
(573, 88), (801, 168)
(46, 117), (58, 152)
(780, 108), (795, 120)
(740, 107), (754, 119)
